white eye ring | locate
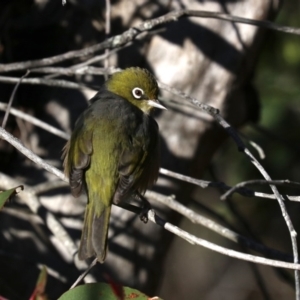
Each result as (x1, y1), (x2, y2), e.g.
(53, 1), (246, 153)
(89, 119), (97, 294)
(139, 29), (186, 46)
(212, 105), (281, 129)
(132, 87), (144, 99)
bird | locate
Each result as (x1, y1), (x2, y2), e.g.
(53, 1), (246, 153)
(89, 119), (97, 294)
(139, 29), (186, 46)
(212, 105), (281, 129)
(62, 67), (166, 262)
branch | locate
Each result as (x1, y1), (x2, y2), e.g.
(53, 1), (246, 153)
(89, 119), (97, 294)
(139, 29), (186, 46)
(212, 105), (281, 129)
(159, 80), (300, 294)
(221, 179), (300, 201)
(1, 10), (300, 73)
(0, 76), (83, 89)
(2, 119), (299, 204)
(183, 10), (300, 35)
(104, 0), (111, 80)
(0, 102), (70, 140)
(168, 85), (300, 294)
(2, 70), (30, 128)
(146, 209), (300, 271)
(1, 127), (298, 273)
(114, 201), (300, 270)
(30, 66), (116, 76)
(70, 258), (98, 289)
(1, 79), (300, 205)
(160, 168), (300, 202)
(0, 172), (95, 283)
(0, 127), (67, 182)
(146, 191), (292, 262)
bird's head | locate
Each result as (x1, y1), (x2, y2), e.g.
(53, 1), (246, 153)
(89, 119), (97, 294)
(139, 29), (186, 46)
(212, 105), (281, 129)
(106, 67), (166, 114)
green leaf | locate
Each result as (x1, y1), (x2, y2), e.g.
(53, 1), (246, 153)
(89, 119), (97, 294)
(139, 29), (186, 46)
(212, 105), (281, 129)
(0, 185), (23, 209)
(58, 283), (163, 300)
(29, 265), (48, 300)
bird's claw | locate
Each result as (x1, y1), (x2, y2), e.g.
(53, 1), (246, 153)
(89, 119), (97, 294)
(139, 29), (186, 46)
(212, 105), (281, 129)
(139, 212), (148, 223)
(139, 200), (151, 223)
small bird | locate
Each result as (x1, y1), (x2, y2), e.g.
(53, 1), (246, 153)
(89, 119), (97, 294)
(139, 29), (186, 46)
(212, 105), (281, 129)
(63, 67), (166, 262)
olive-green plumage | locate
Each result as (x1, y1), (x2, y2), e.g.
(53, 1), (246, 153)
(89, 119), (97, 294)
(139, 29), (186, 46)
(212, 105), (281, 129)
(63, 67), (165, 262)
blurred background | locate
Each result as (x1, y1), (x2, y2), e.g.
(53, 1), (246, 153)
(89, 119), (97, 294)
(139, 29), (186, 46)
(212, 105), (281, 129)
(1, 0), (300, 299)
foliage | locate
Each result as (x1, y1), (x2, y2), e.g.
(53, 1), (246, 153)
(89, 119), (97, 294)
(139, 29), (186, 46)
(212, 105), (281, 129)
(0, 185), (23, 209)
(58, 283), (163, 300)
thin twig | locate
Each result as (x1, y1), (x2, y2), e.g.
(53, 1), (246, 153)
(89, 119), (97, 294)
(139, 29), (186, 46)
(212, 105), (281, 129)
(2, 108), (299, 204)
(221, 179), (300, 201)
(146, 191), (292, 262)
(158, 81), (219, 116)
(247, 147), (299, 294)
(116, 202), (300, 270)
(0, 172), (95, 283)
(1, 73), (299, 209)
(70, 258), (98, 289)
(163, 82), (300, 297)
(0, 102), (70, 140)
(2, 70), (30, 128)
(0, 127), (67, 182)
(248, 140), (266, 160)
(30, 66), (116, 76)
(160, 168), (300, 202)
(213, 115), (300, 297)
(1, 10), (300, 73)
(0, 66), (117, 89)
(1, 125), (299, 272)
(71, 50), (122, 71)
(184, 10), (300, 35)
(1, 79), (300, 205)
(0, 76), (84, 90)
(104, 0), (111, 80)
(41, 50), (122, 80)
(146, 209), (300, 270)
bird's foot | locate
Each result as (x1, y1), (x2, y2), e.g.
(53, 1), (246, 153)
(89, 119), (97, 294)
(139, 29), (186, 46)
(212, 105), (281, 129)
(138, 194), (151, 223)
(139, 205), (150, 223)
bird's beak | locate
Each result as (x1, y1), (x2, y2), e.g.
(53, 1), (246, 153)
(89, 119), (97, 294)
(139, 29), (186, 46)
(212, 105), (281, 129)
(147, 100), (167, 110)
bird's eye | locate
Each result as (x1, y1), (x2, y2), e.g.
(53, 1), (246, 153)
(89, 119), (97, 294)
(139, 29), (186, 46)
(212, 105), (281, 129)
(132, 87), (144, 99)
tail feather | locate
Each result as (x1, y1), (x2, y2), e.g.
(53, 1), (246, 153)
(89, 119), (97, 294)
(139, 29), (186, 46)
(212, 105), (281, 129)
(78, 204), (111, 263)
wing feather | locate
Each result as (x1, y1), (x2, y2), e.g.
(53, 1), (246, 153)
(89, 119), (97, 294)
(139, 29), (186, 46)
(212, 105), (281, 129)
(113, 116), (159, 203)
(62, 112), (93, 198)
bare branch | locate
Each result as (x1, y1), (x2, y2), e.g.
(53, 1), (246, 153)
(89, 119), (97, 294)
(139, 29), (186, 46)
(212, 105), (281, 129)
(146, 191), (292, 262)
(221, 179), (300, 201)
(158, 81), (219, 115)
(30, 66), (116, 76)
(2, 126), (299, 273)
(104, 0), (111, 80)
(160, 168), (300, 202)
(0, 127), (67, 182)
(183, 10), (300, 35)
(0, 76), (83, 89)
(0, 102), (70, 140)
(112, 201), (300, 271)
(70, 258), (98, 289)
(213, 115), (299, 294)
(1, 10), (299, 73)
(2, 70), (30, 128)
(146, 209), (300, 271)
(0, 172), (95, 283)
(163, 81), (300, 293)
(71, 50), (122, 71)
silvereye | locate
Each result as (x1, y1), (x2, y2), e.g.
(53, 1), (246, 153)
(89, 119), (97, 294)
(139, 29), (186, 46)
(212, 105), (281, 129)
(63, 67), (166, 262)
